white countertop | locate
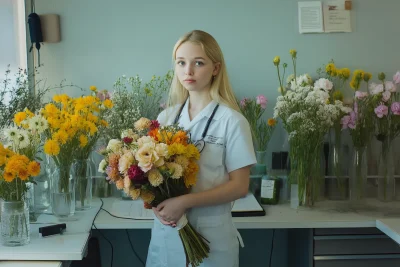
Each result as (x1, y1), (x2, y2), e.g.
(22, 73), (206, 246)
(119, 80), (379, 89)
(0, 201), (101, 261)
(376, 218), (400, 245)
(0, 261), (62, 267)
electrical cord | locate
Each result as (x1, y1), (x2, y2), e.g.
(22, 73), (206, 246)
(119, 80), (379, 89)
(91, 198), (147, 267)
(268, 229), (275, 267)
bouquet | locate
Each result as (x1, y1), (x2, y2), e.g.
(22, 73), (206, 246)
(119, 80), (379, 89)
(99, 117), (210, 266)
(239, 95), (276, 152)
(273, 50), (349, 206)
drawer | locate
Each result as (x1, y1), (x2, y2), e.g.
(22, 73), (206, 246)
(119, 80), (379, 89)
(314, 255), (400, 267)
(314, 235), (400, 255)
(314, 228), (383, 236)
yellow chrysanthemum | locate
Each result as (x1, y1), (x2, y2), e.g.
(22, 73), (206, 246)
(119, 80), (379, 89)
(326, 63), (336, 76)
(141, 190), (155, 204)
(184, 144), (200, 160)
(100, 120), (108, 127)
(166, 162), (183, 179)
(340, 68), (351, 79)
(148, 168), (164, 186)
(0, 155), (6, 166)
(27, 161), (41, 177)
(44, 103), (59, 114)
(289, 49), (297, 57)
(24, 108), (34, 118)
(267, 118), (277, 127)
(129, 188), (141, 200)
(3, 172), (15, 182)
(14, 112), (27, 126)
(89, 85), (97, 92)
(44, 140), (60, 156)
(174, 155), (189, 170)
(167, 143), (186, 156)
(184, 161), (199, 188)
(103, 99), (113, 109)
(79, 134), (88, 147)
(53, 130), (69, 145)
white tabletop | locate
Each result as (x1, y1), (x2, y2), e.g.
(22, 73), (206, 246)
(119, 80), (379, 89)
(0, 261), (62, 267)
(0, 201), (101, 261)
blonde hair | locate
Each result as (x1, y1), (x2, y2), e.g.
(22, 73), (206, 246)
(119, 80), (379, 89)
(167, 30), (240, 112)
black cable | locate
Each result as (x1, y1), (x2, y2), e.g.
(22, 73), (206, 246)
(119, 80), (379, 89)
(268, 229), (275, 267)
(91, 198), (113, 267)
(126, 229), (145, 266)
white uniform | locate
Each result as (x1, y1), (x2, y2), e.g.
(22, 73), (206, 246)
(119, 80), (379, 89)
(146, 99), (256, 267)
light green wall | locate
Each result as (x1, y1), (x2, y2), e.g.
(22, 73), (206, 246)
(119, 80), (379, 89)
(33, 0), (400, 154)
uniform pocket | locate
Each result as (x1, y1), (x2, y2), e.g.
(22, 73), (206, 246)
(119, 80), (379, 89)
(201, 142), (224, 168)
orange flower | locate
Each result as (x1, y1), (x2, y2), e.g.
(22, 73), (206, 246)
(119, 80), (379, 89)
(267, 118), (277, 127)
(3, 172), (15, 182)
(172, 131), (188, 145)
(148, 128), (159, 141)
(18, 168), (29, 181)
(184, 161), (199, 188)
(28, 161), (41, 177)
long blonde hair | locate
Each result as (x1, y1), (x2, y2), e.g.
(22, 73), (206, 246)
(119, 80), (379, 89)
(167, 30), (240, 112)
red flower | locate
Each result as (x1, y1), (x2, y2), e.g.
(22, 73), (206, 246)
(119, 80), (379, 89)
(143, 202), (152, 209)
(122, 137), (133, 144)
(127, 165), (147, 188)
(150, 120), (160, 130)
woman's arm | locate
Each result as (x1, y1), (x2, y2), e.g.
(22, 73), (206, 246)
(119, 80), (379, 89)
(156, 166), (251, 223)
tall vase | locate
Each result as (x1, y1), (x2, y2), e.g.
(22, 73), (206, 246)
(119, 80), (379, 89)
(249, 150), (267, 200)
(51, 163), (75, 218)
(349, 146), (367, 201)
(1, 201), (30, 246)
(378, 137), (395, 202)
(73, 159), (94, 210)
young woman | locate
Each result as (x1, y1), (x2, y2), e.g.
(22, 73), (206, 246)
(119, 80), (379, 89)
(146, 30), (256, 267)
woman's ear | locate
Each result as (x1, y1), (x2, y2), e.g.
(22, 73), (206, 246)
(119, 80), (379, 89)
(213, 62), (221, 76)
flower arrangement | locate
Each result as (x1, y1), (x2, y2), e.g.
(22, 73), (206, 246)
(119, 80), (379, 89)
(273, 50), (348, 206)
(367, 71), (400, 201)
(239, 95), (276, 152)
(99, 117), (209, 266)
(41, 90), (113, 194)
(0, 143), (41, 201)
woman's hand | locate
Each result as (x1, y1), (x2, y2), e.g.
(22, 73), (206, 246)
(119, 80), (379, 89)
(152, 207), (176, 226)
(156, 196), (187, 224)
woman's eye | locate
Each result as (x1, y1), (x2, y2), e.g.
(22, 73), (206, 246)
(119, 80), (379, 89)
(177, 61), (185, 66)
(195, 61), (204, 66)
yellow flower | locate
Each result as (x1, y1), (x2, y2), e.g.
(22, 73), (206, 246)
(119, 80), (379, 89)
(24, 108), (34, 118)
(100, 120), (108, 127)
(103, 99), (113, 109)
(79, 134), (88, 147)
(333, 91), (344, 101)
(90, 85), (97, 92)
(363, 72), (372, 82)
(166, 162), (183, 179)
(44, 140), (60, 156)
(326, 63), (336, 76)
(185, 144), (200, 160)
(3, 171), (15, 182)
(289, 49), (297, 58)
(174, 155), (189, 170)
(129, 188), (141, 200)
(134, 117), (151, 131)
(44, 103), (59, 115)
(168, 143), (186, 156)
(27, 161), (41, 177)
(53, 130), (69, 145)
(350, 69), (364, 90)
(14, 112), (27, 126)
(141, 190), (155, 203)
(184, 161), (198, 188)
(273, 56), (280, 66)
(148, 168), (164, 186)
(0, 155), (6, 166)
(267, 118), (276, 127)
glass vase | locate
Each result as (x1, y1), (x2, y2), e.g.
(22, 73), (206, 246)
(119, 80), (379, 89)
(51, 163), (75, 218)
(251, 150), (267, 175)
(378, 137), (395, 202)
(1, 201), (30, 246)
(327, 126), (347, 199)
(349, 146), (367, 201)
(73, 159), (94, 210)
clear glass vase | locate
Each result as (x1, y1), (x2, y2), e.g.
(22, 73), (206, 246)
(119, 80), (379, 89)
(1, 201), (30, 246)
(51, 163), (75, 218)
(378, 138), (395, 202)
(73, 159), (94, 210)
(327, 126), (347, 198)
(350, 146), (367, 201)
(251, 150), (267, 175)
(34, 173), (51, 213)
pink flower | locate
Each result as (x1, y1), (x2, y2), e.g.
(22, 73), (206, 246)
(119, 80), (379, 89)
(341, 115), (351, 129)
(375, 104), (388, 118)
(341, 111), (356, 129)
(240, 98), (249, 108)
(393, 71), (400, 84)
(385, 81), (396, 93)
(256, 95), (267, 109)
(97, 91), (111, 101)
(355, 91), (368, 99)
(127, 165), (147, 188)
(382, 91), (391, 102)
(314, 78), (333, 91)
(391, 102), (400, 115)
(150, 120), (160, 130)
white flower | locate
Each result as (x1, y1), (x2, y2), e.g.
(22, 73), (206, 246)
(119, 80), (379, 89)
(107, 139), (123, 153)
(314, 78), (333, 91)
(369, 83), (384, 95)
(4, 126), (19, 142)
(137, 136), (155, 147)
(385, 81), (396, 93)
(98, 159), (107, 173)
(16, 130), (30, 149)
(286, 74), (295, 84)
(118, 152), (135, 174)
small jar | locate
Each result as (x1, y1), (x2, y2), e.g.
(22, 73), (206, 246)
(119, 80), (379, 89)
(260, 175), (280, 205)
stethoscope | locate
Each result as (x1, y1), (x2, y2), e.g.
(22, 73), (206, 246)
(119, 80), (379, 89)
(173, 101), (219, 153)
